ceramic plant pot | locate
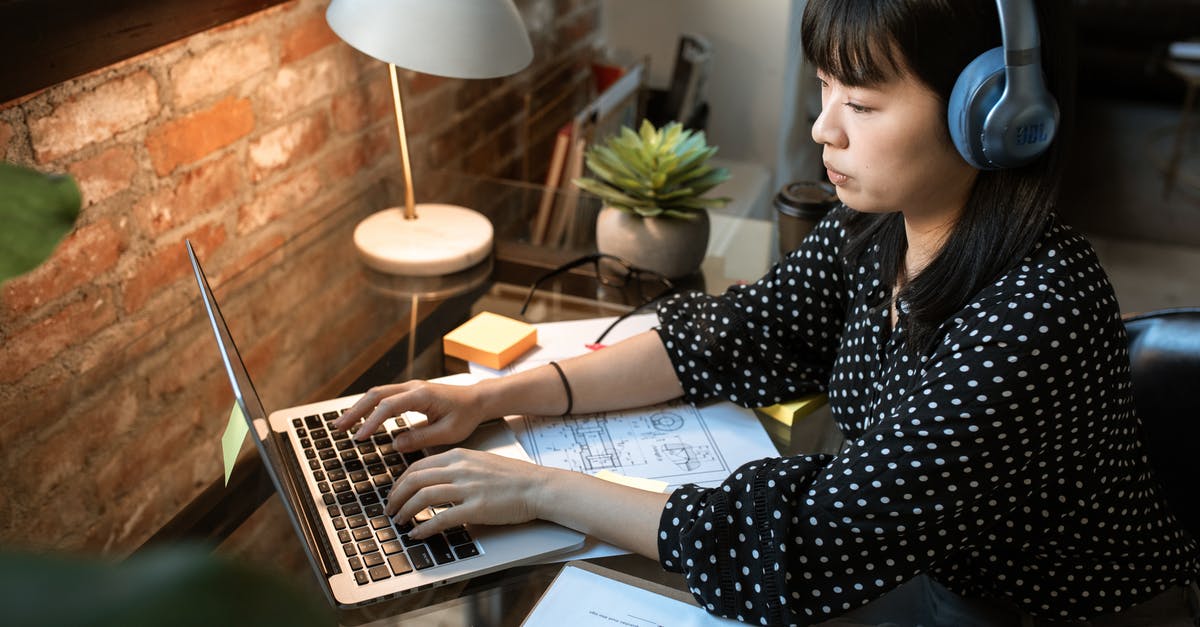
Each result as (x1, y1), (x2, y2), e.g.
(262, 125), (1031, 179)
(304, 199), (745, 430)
(594, 206), (710, 279)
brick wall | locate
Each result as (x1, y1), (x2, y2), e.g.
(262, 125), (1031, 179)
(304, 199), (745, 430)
(0, 0), (599, 556)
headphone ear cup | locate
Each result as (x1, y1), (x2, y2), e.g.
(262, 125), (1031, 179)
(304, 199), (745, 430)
(948, 47), (1006, 170)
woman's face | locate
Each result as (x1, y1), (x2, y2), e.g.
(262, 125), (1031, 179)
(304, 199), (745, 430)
(812, 68), (977, 221)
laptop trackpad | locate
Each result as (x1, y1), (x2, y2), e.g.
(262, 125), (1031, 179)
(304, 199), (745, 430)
(430, 418), (530, 463)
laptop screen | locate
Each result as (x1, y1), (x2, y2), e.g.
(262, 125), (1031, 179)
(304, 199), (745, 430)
(186, 240), (335, 576)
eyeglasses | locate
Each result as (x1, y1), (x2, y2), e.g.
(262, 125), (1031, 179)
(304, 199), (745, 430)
(519, 253), (676, 345)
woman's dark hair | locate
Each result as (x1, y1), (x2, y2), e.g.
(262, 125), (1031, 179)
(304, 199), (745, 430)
(801, 0), (1077, 354)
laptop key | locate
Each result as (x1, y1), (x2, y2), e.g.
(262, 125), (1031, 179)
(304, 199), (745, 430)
(342, 503), (362, 517)
(308, 459), (320, 471)
(366, 463), (387, 477)
(314, 438), (332, 450)
(319, 449), (337, 461)
(310, 428), (327, 440)
(376, 528), (397, 542)
(318, 481), (330, 494)
(300, 438), (312, 450)
(348, 556), (363, 571)
(322, 493), (336, 506)
(381, 540), (404, 555)
(453, 542), (480, 559)
(327, 468), (346, 481)
(365, 504), (384, 518)
(349, 470), (368, 483)
(352, 527), (373, 542)
(357, 540), (378, 554)
(342, 543), (356, 558)
(399, 533), (422, 548)
(388, 554), (413, 575)
(337, 491), (357, 505)
(354, 571), (369, 586)
(332, 516), (346, 530)
(445, 527), (472, 547)
(347, 514), (367, 528)
(368, 565), (391, 582)
(312, 470), (325, 482)
(408, 545), (435, 570)
(293, 418), (303, 428)
(322, 411), (339, 422)
(335, 439), (354, 451)
(362, 453), (381, 466)
(360, 492), (380, 506)
(369, 516), (390, 530)
(354, 481), (374, 495)
(322, 459), (341, 472)
(304, 448), (316, 460)
(305, 415), (322, 429)
(363, 552), (384, 568)
(425, 535), (456, 565)
(382, 453), (404, 469)
(344, 459), (364, 472)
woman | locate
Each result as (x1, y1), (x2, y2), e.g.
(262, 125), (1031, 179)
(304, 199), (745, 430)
(334, 1), (1200, 624)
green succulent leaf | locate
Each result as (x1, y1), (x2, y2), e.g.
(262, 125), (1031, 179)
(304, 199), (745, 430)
(579, 120), (730, 219)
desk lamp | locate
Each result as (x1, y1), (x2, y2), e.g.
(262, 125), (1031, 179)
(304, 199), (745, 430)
(326, 0), (533, 276)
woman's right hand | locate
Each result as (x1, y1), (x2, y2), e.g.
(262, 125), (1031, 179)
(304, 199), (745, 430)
(330, 380), (488, 452)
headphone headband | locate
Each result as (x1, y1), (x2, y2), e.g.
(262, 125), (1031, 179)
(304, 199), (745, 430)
(947, 0), (1059, 170)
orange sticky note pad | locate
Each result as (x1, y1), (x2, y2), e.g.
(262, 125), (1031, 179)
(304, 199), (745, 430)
(443, 312), (538, 369)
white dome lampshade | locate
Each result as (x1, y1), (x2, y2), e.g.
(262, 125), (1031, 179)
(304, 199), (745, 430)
(326, 0), (533, 276)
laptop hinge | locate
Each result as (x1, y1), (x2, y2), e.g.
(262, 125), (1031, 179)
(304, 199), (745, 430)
(276, 431), (341, 576)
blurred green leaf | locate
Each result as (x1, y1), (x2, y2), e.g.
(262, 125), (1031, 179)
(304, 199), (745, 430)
(0, 545), (335, 627)
(0, 162), (82, 284)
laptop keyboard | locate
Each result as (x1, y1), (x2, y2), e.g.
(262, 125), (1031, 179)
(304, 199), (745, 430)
(294, 411), (481, 586)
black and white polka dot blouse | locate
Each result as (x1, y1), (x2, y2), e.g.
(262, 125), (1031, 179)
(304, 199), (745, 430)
(654, 206), (1200, 625)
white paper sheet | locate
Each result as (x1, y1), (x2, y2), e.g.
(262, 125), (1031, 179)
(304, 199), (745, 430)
(522, 564), (740, 626)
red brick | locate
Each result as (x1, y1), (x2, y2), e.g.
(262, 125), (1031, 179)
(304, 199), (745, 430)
(405, 70), (448, 96)
(145, 97), (254, 176)
(248, 112), (329, 182)
(328, 125), (394, 180)
(30, 71), (161, 163)
(405, 87), (458, 138)
(122, 222), (226, 313)
(0, 120), (13, 155)
(133, 152), (242, 237)
(0, 293), (118, 383)
(67, 145), (138, 206)
(236, 166), (323, 235)
(171, 35), (272, 108)
(218, 233), (286, 284)
(330, 74), (393, 134)
(281, 13), (340, 65)
(256, 48), (356, 124)
(1, 219), (125, 319)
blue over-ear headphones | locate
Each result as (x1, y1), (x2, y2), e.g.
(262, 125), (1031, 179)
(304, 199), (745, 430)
(948, 0), (1059, 170)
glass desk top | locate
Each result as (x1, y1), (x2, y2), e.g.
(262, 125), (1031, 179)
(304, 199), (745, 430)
(147, 174), (818, 626)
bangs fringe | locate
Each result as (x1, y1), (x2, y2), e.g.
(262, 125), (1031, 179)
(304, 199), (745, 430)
(801, 0), (905, 86)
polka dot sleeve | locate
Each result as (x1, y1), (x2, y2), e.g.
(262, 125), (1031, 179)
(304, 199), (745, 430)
(656, 278), (1194, 624)
(655, 208), (851, 407)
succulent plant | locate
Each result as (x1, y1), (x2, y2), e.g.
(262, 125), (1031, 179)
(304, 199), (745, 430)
(574, 120), (731, 219)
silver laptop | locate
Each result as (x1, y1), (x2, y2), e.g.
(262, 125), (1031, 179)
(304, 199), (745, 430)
(186, 241), (584, 608)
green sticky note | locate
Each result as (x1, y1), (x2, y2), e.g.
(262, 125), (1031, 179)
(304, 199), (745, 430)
(221, 402), (250, 486)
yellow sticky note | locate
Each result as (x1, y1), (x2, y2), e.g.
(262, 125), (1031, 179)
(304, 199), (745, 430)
(443, 311), (537, 369)
(594, 470), (669, 493)
(221, 402), (249, 486)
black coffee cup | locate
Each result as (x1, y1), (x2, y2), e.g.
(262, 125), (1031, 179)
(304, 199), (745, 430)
(775, 181), (837, 256)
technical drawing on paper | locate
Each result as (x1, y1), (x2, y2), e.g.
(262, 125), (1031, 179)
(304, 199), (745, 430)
(522, 401), (732, 487)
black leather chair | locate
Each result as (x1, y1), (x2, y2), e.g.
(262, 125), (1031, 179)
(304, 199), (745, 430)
(1124, 308), (1200, 540)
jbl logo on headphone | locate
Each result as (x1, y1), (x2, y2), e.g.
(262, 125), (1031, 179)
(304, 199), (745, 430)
(1015, 122), (1049, 146)
(948, 0), (1060, 170)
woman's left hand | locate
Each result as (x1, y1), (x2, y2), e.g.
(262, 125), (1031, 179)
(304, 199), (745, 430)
(385, 448), (554, 539)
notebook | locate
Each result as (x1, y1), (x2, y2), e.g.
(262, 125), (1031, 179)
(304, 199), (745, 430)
(186, 240), (584, 608)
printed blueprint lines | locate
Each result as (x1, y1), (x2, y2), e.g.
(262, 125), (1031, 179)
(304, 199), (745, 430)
(523, 400), (732, 487)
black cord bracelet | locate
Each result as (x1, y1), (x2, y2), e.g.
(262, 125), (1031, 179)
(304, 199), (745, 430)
(547, 361), (573, 416)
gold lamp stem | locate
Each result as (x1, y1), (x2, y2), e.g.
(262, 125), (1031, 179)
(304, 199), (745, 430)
(389, 63), (417, 220)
